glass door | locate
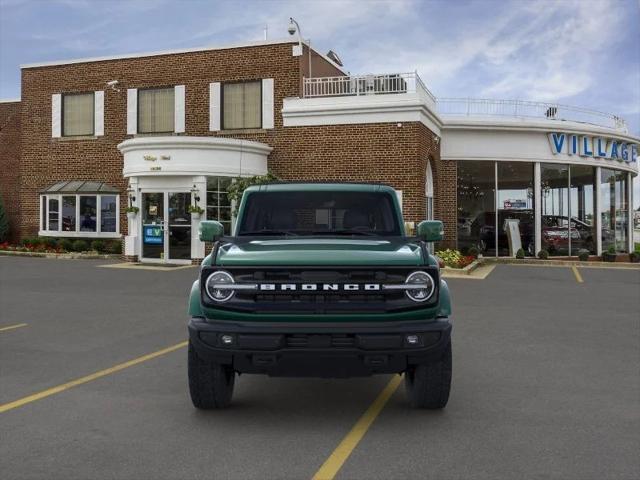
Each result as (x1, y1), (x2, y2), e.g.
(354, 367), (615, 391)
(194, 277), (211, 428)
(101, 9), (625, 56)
(167, 192), (191, 261)
(141, 192), (165, 261)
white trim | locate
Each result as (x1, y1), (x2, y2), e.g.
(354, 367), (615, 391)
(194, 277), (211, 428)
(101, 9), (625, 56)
(51, 94), (61, 138)
(174, 85), (186, 133)
(20, 38), (300, 69)
(595, 166), (602, 255)
(262, 78), (274, 129)
(127, 88), (137, 135)
(38, 231), (121, 239)
(282, 94), (442, 135)
(118, 135), (272, 155)
(39, 193), (120, 237)
(209, 82), (221, 131)
(0, 98), (20, 103)
(94, 90), (104, 136)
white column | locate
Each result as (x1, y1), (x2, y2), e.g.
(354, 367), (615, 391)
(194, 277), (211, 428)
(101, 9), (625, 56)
(191, 175), (207, 260)
(124, 177), (140, 258)
(534, 162), (541, 255)
(595, 166), (602, 256)
(628, 171), (634, 253)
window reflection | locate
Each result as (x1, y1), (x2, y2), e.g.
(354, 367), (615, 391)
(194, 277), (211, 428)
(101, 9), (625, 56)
(601, 168), (628, 253)
(79, 196), (97, 232)
(497, 163), (534, 256)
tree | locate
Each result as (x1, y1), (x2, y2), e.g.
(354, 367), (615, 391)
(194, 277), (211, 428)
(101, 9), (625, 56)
(0, 195), (9, 243)
(226, 172), (279, 216)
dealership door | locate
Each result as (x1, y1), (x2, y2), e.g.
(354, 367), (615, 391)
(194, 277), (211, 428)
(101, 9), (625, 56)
(141, 192), (191, 263)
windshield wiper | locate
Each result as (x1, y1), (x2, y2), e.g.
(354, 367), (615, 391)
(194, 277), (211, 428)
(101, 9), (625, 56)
(311, 229), (377, 237)
(239, 229), (299, 236)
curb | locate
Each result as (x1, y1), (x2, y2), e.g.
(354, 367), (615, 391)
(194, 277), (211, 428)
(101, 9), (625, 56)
(481, 257), (640, 270)
(0, 250), (120, 260)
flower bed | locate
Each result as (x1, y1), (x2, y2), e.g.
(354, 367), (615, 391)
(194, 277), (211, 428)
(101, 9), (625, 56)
(0, 237), (121, 255)
(435, 249), (476, 269)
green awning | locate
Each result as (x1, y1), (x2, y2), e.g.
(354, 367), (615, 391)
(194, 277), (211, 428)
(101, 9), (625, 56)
(41, 181), (120, 194)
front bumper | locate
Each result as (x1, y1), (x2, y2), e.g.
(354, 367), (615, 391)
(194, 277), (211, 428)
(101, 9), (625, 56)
(188, 317), (452, 378)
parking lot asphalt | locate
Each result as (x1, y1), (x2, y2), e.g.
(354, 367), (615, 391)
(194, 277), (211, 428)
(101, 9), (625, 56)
(1, 257), (639, 480)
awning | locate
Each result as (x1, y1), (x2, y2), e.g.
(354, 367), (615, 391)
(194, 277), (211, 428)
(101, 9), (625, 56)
(41, 181), (120, 194)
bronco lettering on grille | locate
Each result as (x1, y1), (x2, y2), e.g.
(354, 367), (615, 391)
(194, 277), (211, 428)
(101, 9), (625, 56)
(258, 283), (381, 291)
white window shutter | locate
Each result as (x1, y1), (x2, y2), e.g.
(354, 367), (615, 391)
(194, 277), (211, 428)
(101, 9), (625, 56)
(127, 88), (137, 135)
(51, 94), (62, 138)
(94, 91), (104, 136)
(209, 82), (221, 131)
(262, 78), (274, 129)
(174, 85), (185, 133)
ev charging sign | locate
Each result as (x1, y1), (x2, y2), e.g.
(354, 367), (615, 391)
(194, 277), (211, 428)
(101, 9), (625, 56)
(548, 132), (638, 164)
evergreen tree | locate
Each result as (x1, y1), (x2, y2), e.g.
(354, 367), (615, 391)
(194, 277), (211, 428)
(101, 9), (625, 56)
(0, 195), (10, 242)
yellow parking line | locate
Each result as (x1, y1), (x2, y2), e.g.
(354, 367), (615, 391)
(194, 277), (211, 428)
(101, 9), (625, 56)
(0, 323), (28, 333)
(0, 341), (188, 414)
(571, 266), (584, 283)
(312, 375), (403, 480)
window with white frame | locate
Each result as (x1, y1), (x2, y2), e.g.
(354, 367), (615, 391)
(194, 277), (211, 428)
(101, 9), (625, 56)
(62, 92), (95, 136)
(39, 181), (120, 237)
(138, 87), (175, 133)
(206, 177), (232, 234)
(222, 81), (261, 129)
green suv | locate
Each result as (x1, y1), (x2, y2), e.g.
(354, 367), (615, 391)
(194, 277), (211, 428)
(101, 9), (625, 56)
(187, 183), (452, 409)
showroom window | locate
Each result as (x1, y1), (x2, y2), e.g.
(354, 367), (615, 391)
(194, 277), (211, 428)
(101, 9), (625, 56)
(497, 162), (534, 256)
(62, 92), (94, 136)
(222, 81), (261, 129)
(138, 87), (175, 133)
(206, 177), (233, 234)
(40, 181), (120, 237)
(601, 168), (628, 253)
(457, 161), (497, 256)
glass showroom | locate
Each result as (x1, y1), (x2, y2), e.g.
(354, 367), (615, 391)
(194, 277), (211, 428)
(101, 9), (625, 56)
(457, 161), (630, 256)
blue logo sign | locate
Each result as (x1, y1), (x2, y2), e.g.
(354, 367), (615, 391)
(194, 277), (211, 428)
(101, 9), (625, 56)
(143, 225), (163, 245)
(548, 132), (638, 164)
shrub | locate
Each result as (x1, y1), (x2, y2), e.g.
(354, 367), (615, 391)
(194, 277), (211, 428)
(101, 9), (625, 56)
(91, 239), (106, 252)
(59, 238), (73, 252)
(515, 248), (525, 259)
(21, 237), (38, 247)
(0, 195), (9, 242)
(467, 246), (479, 258)
(107, 240), (122, 254)
(41, 237), (57, 248)
(71, 239), (88, 252)
(457, 255), (475, 268)
(537, 249), (549, 260)
(577, 249), (589, 261)
(607, 244), (616, 254)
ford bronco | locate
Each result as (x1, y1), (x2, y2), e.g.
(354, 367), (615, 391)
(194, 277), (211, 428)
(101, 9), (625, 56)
(187, 183), (452, 409)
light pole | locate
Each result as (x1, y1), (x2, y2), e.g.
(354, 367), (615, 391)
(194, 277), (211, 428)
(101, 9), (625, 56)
(288, 17), (312, 81)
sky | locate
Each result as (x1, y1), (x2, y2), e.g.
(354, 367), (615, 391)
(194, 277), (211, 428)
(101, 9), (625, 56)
(1, 0), (639, 205)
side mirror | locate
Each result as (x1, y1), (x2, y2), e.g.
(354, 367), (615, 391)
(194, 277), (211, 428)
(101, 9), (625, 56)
(198, 221), (225, 242)
(416, 220), (444, 242)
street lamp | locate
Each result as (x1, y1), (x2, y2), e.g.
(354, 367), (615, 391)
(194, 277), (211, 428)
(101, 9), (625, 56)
(288, 17), (311, 79)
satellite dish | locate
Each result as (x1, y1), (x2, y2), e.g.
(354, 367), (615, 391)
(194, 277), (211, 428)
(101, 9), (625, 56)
(326, 50), (343, 67)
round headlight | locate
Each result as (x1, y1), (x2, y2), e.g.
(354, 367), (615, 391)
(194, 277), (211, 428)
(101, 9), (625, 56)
(405, 271), (435, 302)
(205, 271), (235, 302)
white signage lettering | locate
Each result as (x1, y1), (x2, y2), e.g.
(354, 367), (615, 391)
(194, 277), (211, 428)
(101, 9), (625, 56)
(548, 132), (637, 164)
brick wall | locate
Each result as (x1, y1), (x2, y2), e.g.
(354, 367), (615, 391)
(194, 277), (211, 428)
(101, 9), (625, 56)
(0, 101), (21, 242)
(16, 41), (446, 248)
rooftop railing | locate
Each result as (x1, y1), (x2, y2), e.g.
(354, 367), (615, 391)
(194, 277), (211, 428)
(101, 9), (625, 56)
(303, 72), (436, 103)
(435, 98), (627, 131)
(301, 74), (627, 132)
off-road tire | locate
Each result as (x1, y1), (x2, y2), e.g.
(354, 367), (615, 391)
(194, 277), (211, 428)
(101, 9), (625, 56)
(188, 340), (235, 409)
(405, 340), (452, 409)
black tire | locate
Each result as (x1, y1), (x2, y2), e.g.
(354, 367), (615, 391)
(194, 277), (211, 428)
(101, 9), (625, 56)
(404, 340), (452, 409)
(188, 340), (235, 409)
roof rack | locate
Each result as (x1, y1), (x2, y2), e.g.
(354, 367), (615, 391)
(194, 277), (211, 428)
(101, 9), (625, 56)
(259, 180), (393, 187)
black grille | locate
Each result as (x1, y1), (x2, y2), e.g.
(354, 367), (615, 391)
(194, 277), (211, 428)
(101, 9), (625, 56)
(201, 266), (439, 314)
(285, 334), (356, 348)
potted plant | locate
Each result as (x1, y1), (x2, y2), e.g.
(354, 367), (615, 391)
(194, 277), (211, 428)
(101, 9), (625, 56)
(603, 245), (617, 262)
(125, 206), (139, 221)
(188, 205), (204, 220)
(577, 249), (590, 262)
(629, 245), (640, 263)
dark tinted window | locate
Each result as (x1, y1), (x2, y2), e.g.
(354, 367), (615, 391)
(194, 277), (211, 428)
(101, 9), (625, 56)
(238, 191), (401, 236)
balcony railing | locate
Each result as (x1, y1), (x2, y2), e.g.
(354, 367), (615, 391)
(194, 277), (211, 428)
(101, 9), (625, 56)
(436, 98), (627, 131)
(303, 72), (436, 102)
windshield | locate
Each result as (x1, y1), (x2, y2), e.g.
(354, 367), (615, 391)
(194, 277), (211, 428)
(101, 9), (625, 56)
(237, 191), (402, 236)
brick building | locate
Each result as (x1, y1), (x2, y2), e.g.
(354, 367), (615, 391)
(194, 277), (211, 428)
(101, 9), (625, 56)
(0, 38), (638, 262)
